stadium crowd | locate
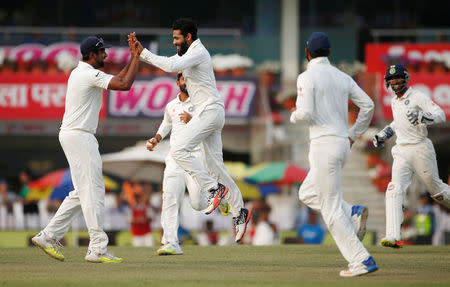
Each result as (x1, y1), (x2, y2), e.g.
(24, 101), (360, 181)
(1, 171), (449, 246)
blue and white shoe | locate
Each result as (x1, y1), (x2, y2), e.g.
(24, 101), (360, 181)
(351, 205), (369, 241)
(340, 256), (378, 277)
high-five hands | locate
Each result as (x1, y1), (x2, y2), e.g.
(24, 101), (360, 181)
(127, 32), (143, 55)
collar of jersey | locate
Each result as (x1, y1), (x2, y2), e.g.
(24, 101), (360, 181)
(307, 57), (330, 69)
(395, 87), (412, 101)
(176, 93), (191, 104)
(185, 39), (201, 55)
(78, 61), (94, 69)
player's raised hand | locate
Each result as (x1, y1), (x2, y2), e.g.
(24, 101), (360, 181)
(127, 32), (141, 57)
(128, 32), (143, 55)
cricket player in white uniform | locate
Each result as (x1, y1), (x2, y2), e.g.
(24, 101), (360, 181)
(290, 32), (378, 277)
(373, 64), (449, 248)
(32, 35), (141, 263)
(148, 72), (229, 255)
(129, 18), (251, 242)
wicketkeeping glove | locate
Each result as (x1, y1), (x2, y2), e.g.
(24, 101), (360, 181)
(406, 109), (434, 126)
(373, 126), (394, 147)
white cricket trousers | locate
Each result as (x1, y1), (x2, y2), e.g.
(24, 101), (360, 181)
(43, 130), (108, 254)
(298, 136), (370, 268)
(171, 103), (244, 217)
(161, 154), (206, 246)
(385, 138), (450, 240)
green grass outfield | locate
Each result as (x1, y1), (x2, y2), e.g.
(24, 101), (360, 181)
(0, 245), (449, 287)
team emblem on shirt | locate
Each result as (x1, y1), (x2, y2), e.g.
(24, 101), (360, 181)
(389, 67), (396, 74)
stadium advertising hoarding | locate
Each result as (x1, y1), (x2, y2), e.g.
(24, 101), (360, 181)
(0, 75), (256, 120)
(366, 43), (450, 120)
(108, 77), (256, 118)
(0, 74), (108, 120)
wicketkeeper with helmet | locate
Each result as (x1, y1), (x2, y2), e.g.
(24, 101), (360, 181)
(373, 64), (449, 248)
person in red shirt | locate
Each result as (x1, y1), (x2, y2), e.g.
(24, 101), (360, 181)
(129, 184), (154, 247)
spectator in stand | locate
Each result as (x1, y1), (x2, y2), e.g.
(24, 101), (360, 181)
(0, 178), (18, 229)
(197, 220), (219, 246)
(251, 200), (278, 246)
(414, 193), (434, 245)
(18, 169), (39, 229)
(297, 208), (325, 245)
(130, 188), (154, 247)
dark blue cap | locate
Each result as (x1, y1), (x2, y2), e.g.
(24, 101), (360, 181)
(385, 64), (409, 81)
(306, 32), (331, 57)
(80, 36), (112, 57)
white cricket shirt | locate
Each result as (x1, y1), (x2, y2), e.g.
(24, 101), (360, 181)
(60, 61), (113, 134)
(139, 39), (223, 112)
(389, 87), (446, 145)
(156, 93), (200, 153)
(290, 57), (374, 141)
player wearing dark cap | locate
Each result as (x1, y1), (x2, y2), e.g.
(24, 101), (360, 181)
(290, 32), (378, 277)
(32, 34), (141, 263)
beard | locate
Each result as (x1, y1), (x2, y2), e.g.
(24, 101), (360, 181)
(179, 85), (188, 93)
(177, 40), (189, 56)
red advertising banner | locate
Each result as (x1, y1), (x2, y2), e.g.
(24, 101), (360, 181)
(108, 77), (256, 118)
(0, 74), (107, 120)
(365, 43), (450, 73)
(0, 75), (256, 120)
(379, 74), (450, 120)
(365, 43), (450, 119)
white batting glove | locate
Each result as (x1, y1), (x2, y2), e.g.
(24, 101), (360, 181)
(406, 110), (434, 126)
(372, 126), (394, 147)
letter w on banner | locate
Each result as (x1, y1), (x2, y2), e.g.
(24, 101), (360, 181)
(108, 77), (257, 118)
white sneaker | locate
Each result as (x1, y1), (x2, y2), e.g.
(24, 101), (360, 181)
(340, 256), (378, 277)
(157, 244), (183, 255)
(233, 208), (252, 243)
(351, 205), (368, 241)
(204, 183), (228, 215)
(32, 231), (65, 261)
(85, 250), (123, 263)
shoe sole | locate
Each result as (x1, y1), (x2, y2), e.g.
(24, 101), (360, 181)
(340, 266), (378, 277)
(381, 239), (402, 248)
(32, 238), (65, 262)
(357, 207), (369, 241)
(235, 209), (252, 243)
(205, 186), (229, 215)
(85, 259), (123, 263)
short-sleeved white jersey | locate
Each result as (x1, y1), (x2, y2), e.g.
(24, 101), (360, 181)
(389, 87), (446, 145)
(60, 61), (113, 134)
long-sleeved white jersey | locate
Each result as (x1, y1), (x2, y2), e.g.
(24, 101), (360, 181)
(290, 57), (374, 141)
(156, 94), (201, 153)
(140, 39), (223, 113)
(388, 87), (446, 145)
